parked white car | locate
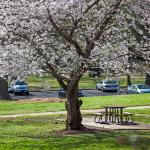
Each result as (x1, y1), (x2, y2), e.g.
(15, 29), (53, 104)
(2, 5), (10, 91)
(9, 80), (29, 95)
(127, 84), (150, 94)
(96, 80), (119, 92)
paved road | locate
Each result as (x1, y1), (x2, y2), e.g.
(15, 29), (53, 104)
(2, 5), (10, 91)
(10, 89), (126, 100)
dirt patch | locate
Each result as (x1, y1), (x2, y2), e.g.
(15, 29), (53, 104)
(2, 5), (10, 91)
(52, 128), (112, 136)
(16, 98), (65, 103)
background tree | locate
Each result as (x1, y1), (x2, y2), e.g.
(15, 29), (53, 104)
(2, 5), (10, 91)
(126, 0), (150, 85)
(145, 74), (150, 86)
(103, 0), (150, 84)
(0, 77), (11, 100)
(0, 44), (39, 99)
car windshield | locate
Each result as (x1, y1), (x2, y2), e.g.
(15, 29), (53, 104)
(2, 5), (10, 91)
(60, 88), (64, 91)
(15, 81), (26, 85)
(104, 80), (117, 84)
(137, 84), (150, 89)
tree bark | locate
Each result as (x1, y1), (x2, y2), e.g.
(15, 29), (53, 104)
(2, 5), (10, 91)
(127, 74), (132, 86)
(145, 73), (150, 86)
(65, 80), (84, 130)
(0, 77), (11, 100)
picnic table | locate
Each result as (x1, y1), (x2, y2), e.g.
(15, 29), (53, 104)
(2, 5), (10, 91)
(94, 106), (134, 124)
(103, 106), (125, 124)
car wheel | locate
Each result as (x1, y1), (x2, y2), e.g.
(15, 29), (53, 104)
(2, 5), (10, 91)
(102, 88), (105, 92)
(14, 92), (17, 95)
(59, 95), (64, 98)
(58, 94), (64, 98)
(62, 94), (66, 98)
(96, 86), (100, 91)
(96, 86), (98, 90)
(79, 95), (84, 97)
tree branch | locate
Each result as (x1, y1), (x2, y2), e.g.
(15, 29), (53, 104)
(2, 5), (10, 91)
(84, 0), (122, 58)
(92, 0), (122, 42)
(69, 17), (79, 37)
(47, 8), (84, 57)
(84, 0), (101, 14)
(42, 66), (67, 90)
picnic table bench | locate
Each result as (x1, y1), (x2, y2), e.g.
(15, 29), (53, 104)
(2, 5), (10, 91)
(94, 106), (134, 124)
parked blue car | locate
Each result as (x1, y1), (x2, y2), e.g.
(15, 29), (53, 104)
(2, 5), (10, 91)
(127, 84), (150, 94)
(9, 80), (29, 95)
(58, 88), (84, 98)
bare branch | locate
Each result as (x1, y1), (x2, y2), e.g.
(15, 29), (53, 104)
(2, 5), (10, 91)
(69, 17), (79, 37)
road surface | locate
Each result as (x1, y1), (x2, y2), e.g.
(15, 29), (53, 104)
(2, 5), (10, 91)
(10, 89), (126, 100)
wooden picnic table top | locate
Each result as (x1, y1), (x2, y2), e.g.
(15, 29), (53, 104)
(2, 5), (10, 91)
(103, 106), (126, 108)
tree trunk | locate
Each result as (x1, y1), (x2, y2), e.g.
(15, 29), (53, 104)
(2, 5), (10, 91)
(0, 77), (11, 100)
(145, 73), (150, 86)
(65, 81), (84, 130)
(127, 74), (132, 86)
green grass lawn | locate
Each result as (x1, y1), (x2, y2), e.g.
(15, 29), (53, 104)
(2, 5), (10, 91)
(125, 108), (150, 115)
(0, 115), (149, 150)
(134, 115), (150, 124)
(82, 94), (150, 110)
(26, 75), (60, 90)
(25, 75), (145, 90)
(0, 100), (65, 115)
(0, 94), (150, 115)
(0, 94), (149, 150)
(124, 108), (150, 124)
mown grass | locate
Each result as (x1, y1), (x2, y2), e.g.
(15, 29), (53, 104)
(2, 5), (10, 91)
(26, 75), (60, 90)
(124, 108), (150, 124)
(125, 108), (150, 115)
(134, 115), (150, 124)
(0, 115), (149, 150)
(82, 94), (150, 110)
(0, 94), (150, 115)
(0, 100), (65, 115)
(25, 75), (145, 90)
